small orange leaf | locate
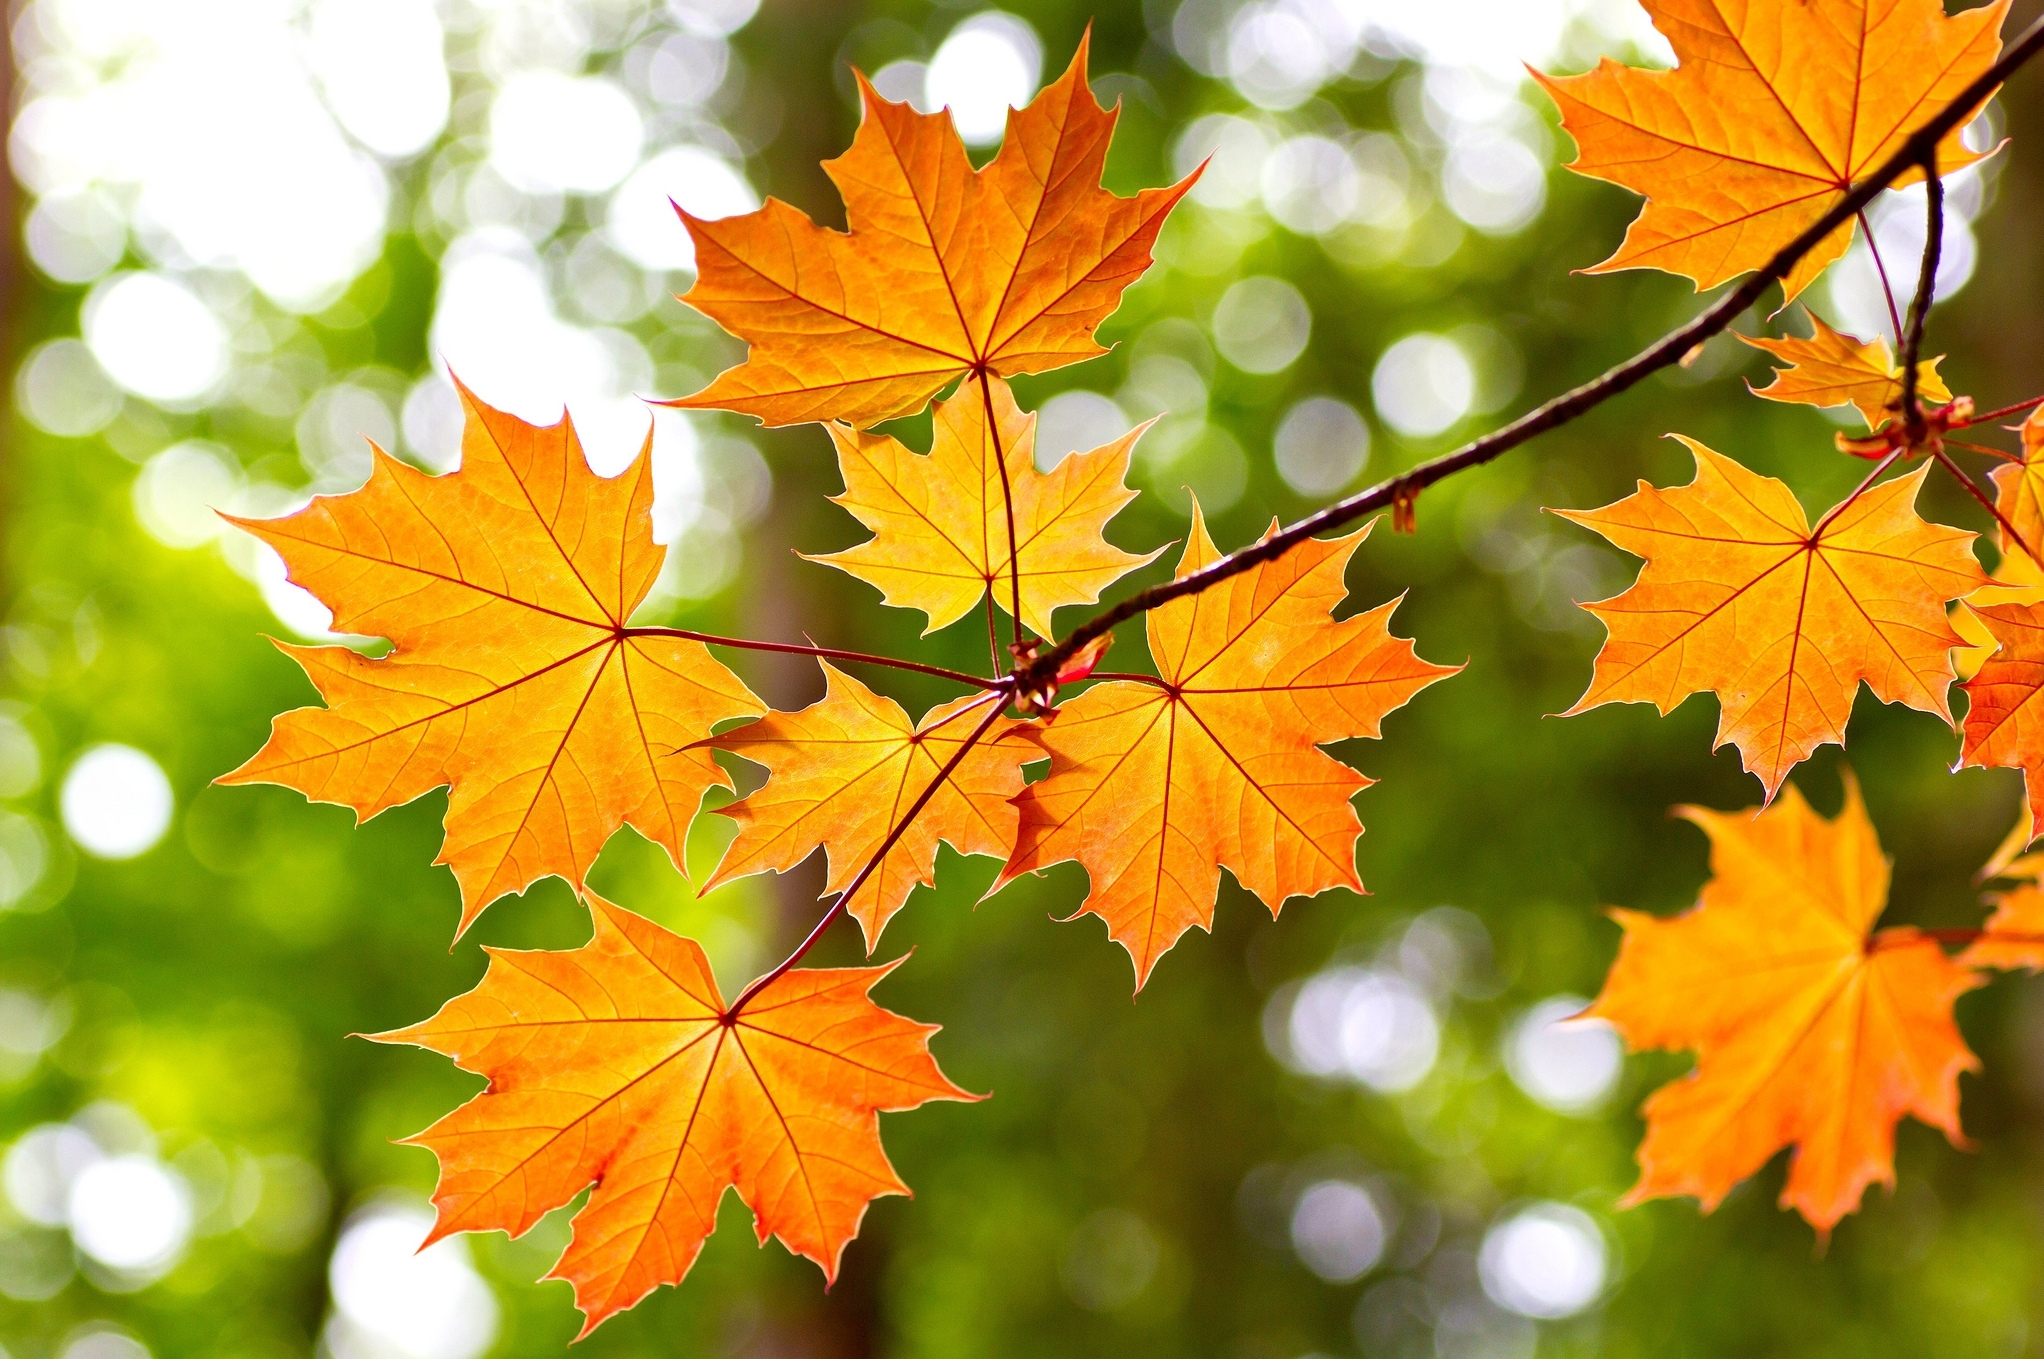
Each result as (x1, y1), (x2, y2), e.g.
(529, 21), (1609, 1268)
(219, 382), (762, 938)
(669, 34), (1197, 429)
(1960, 599), (2044, 839)
(809, 373), (1161, 639)
(996, 503), (1458, 988)
(1961, 883), (2044, 970)
(1533, 0), (2007, 301)
(701, 663), (1039, 949)
(1556, 440), (1983, 797)
(1592, 776), (1981, 1233)
(1739, 311), (1950, 430)
(1988, 406), (2044, 585)
(376, 895), (978, 1336)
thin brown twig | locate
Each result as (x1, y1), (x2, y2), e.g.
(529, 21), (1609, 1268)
(1014, 13), (2044, 694)
(1812, 449), (1904, 538)
(1946, 437), (2021, 463)
(623, 627), (1010, 692)
(1898, 154), (1944, 444)
(1953, 394), (2044, 430)
(724, 694), (1008, 1018)
(983, 592), (1003, 679)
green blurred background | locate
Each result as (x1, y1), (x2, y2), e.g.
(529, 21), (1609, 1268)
(5, 1), (2044, 1356)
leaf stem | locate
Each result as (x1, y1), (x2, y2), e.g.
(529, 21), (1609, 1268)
(1013, 15), (2044, 695)
(622, 627), (1009, 692)
(725, 694), (1008, 1019)
(1858, 208), (1906, 346)
(1812, 449), (1904, 539)
(1930, 445), (2041, 569)
(1953, 394), (2044, 430)
(975, 365), (1027, 667)
(1884, 928), (2044, 948)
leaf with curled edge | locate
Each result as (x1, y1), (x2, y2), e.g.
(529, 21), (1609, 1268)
(994, 501), (1459, 989)
(1533, 0), (2007, 302)
(700, 663), (1040, 950)
(1739, 311), (1950, 430)
(1554, 439), (1984, 798)
(218, 380), (762, 939)
(376, 894), (979, 1335)
(666, 33), (1198, 429)
(808, 373), (1162, 641)
(1591, 775), (1980, 1233)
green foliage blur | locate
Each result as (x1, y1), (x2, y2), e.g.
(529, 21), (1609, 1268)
(6, 2), (2044, 1357)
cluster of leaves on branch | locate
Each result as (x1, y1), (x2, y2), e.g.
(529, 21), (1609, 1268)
(220, 0), (2044, 1334)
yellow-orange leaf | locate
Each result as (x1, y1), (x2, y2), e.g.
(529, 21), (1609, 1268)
(1556, 440), (1983, 797)
(702, 663), (1039, 949)
(1961, 883), (2044, 970)
(1591, 777), (1980, 1233)
(1533, 0), (2007, 301)
(1739, 311), (1949, 429)
(668, 34), (1196, 428)
(811, 373), (1161, 639)
(1977, 801), (2044, 884)
(219, 384), (762, 938)
(378, 895), (977, 1336)
(1988, 405), (2044, 585)
(996, 504), (1458, 988)
(1960, 600), (2044, 839)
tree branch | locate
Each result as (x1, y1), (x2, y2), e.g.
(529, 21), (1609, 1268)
(1898, 152), (1944, 443)
(1016, 12), (2044, 693)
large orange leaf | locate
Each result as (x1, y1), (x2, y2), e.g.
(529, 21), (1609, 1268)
(377, 895), (977, 1335)
(702, 663), (1039, 949)
(668, 34), (1197, 428)
(1533, 0), (2007, 301)
(219, 384), (762, 938)
(1960, 600), (2044, 838)
(995, 504), (1458, 988)
(1556, 440), (1983, 796)
(1591, 777), (1980, 1233)
(1739, 311), (1949, 429)
(810, 373), (1161, 640)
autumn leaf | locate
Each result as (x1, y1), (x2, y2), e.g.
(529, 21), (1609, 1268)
(1592, 776), (1980, 1233)
(1977, 802), (2044, 884)
(219, 382), (762, 938)
(1534, 0), (2007, 301)
(810, 372), (1161, 640)
(1961, 882), (2044, 970)
(1555, 440), (1984, 797)
(377, 895), (978, 1335)
(994, 503), (1458, 988)
(1987, 405), (2044, 585)
(1960, 599), (2044, 839)
(1739, 311), (1950, 429)
(701, 662), (1039, 949)
(667, 33), (1197, 428)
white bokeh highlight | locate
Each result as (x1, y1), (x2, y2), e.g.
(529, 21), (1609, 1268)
(326, 1204), (499, 1359)
(68, 1155), (192, 1272)
(490, 73), (644, 195)
(1290, 1180), (1387, 1283)
(83, 272), (227, 404)
(926, 12), (1042, 146)
(1505, 995), (1623, 1114)
(1278, 968), (1440, 1092)
(1373, 333), (1475, 437)
(59, 744), (173, 860)
(1479, 1202), (1609, 1319)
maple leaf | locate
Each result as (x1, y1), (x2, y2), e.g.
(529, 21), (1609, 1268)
(377, 894), (978, 1335)
(219, 383), (762, 938)
(667, 33), (1197, 428)
(1591, 776), (1980, 1233)
(994, 503), (1458, 988)
(809, 373), (1161, 640)
(1739, 311), (1950, 429)
(1960, 883), (2044, 971)
(1533, 0), (2008, 301)
(1556, 440), (1984, 797)
(1960, 599), (2044, 839)
(701, 662), (1040, 949)
(1987, 405), (2044, 585)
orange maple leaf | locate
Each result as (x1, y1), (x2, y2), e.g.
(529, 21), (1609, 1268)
(1960, 600), (2044, 838)
(1556, 440), (1983, 797)
(219, 383), (762, 938)
(667, 34), (1197, 428)
(995, 503), (1458, 988)
(1987, 405), (2044, 585)
(1960, 882), (2044, 970)
(1739, 311), (1950, 429)
(1591, 776), (1980, 1233)
(809, 373), (1162, 641)
(701, 663), (1039, 949)
(377, 895), (978, 1336)
(1533, 0), (2007, 301)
